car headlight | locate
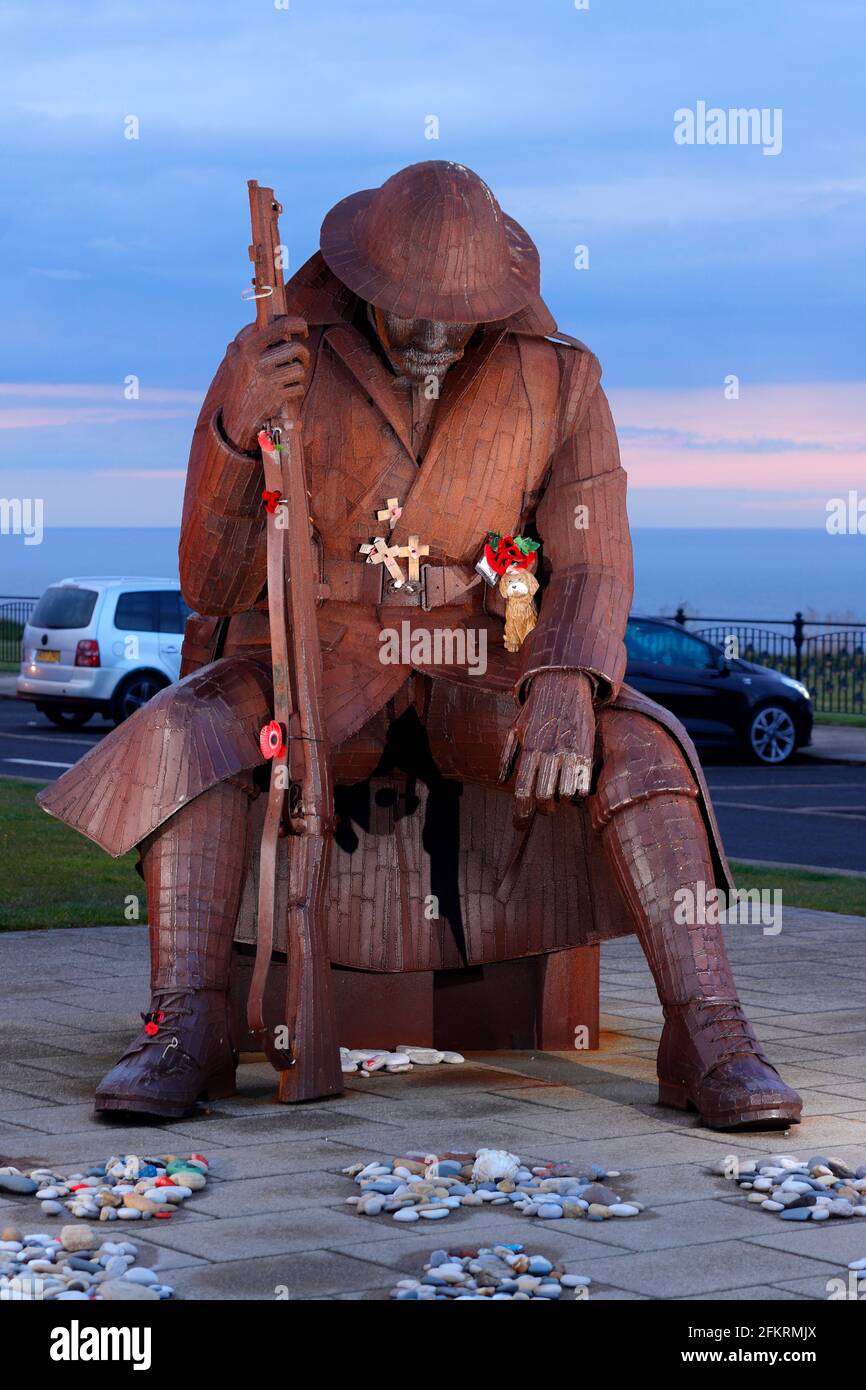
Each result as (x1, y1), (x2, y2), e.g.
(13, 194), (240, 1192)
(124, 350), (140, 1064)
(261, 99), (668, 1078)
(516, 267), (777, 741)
(780, 676), (811, 700)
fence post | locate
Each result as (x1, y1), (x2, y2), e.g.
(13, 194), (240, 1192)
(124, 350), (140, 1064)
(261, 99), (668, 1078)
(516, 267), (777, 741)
(793, 611), (805, 681)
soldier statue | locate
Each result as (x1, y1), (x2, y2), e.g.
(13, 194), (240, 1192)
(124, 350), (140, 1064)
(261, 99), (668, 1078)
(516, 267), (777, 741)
(39, 161), (801, 1131)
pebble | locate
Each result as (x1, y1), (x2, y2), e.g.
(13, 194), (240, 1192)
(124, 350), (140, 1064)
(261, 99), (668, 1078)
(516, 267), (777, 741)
(61, 1224), (97, 1252)
(344, 1148), (645, 1226)
(718, 1153), (866, 1223)
(396, 1045), (445, 1065)
(99, 1279), (159, 1301)
(0, 1175), (38, 1196)
(170, 1170), (206, 1191)
(340, 1045), (465, 1075)
(389, 1245), (591, 1300)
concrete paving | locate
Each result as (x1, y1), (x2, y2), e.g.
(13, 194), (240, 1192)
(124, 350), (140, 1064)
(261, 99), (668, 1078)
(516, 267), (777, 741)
(2, 908), (866, 1300)
(800, 723), (866, 765)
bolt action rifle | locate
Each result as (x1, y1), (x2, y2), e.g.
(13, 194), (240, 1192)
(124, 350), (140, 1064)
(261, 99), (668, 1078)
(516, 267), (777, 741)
(244, 180), (342, 1102)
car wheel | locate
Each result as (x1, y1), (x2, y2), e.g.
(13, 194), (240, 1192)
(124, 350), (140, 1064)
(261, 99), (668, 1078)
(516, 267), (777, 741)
(747, 704), (797, 765)
(111, 671), (168, 725)
(37, 705), (93, 729)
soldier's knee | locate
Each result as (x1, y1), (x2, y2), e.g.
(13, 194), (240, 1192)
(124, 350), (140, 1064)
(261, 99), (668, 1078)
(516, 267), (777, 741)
(160, 656), (270, 732)
(591, 709), (697, 831)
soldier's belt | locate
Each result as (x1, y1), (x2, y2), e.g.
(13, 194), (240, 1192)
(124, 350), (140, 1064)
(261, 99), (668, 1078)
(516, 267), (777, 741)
(326, 559), (482, 610)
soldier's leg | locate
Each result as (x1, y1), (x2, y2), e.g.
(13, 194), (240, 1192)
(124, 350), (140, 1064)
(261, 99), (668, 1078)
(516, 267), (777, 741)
(96, 778), (255, 1118)
(590, 708), (801, 1130)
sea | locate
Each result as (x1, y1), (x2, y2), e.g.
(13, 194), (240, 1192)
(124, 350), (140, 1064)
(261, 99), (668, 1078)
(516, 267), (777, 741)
(1, 527), (864, 625)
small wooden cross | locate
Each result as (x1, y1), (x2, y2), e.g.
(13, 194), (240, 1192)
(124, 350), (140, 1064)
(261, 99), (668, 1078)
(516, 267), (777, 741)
(358, 536), (405, 587)
(396, 534), (430, 583)
(376, 497), (403, 531)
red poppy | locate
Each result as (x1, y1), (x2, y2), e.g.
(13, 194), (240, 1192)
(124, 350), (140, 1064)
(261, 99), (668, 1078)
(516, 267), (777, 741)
(484, 535), (527, 576)
(260, 719), (285, 759)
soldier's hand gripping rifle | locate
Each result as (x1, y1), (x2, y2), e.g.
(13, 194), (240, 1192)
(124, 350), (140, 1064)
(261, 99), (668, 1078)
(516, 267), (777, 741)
(244, 180), (342, 1103)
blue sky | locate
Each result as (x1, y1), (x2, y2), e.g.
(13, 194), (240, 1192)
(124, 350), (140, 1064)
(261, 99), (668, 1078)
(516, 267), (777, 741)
(1, 0), (864, 527)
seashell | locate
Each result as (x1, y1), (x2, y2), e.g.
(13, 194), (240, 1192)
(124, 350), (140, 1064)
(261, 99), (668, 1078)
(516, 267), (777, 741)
(471, 1148), (521, 1183)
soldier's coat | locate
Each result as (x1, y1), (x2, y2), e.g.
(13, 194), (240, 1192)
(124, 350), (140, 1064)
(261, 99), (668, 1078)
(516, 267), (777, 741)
(39, 254), (733, 965)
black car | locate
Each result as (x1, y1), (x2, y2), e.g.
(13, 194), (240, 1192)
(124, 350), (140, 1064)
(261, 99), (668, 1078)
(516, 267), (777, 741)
(624, 617), (813, 766)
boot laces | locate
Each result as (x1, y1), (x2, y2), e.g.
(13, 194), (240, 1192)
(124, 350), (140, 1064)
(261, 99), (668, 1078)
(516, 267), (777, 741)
(692, 1001), (769, 1077)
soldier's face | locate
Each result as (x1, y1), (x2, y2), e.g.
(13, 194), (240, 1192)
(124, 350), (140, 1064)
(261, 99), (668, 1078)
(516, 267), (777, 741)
(372, 307), (475, 383)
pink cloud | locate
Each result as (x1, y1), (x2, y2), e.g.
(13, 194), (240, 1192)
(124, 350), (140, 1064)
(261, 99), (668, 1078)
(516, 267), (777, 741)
(0, 382), (203, 429)
(608, 382), (866, 492)
(0, 383), (202, 401)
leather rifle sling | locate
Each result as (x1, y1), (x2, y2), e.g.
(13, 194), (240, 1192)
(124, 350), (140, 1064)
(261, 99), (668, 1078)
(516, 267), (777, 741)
(248, 426), (295, 1069)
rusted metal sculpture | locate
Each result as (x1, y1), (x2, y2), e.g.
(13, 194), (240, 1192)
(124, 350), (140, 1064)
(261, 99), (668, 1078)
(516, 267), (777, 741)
(38, 161), (802, 1131)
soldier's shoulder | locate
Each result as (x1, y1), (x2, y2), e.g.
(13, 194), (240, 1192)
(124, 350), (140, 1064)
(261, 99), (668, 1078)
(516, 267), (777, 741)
(540, 333), (603, 402)
(544, 331), (600, 371)
(284, 251), (356, 326)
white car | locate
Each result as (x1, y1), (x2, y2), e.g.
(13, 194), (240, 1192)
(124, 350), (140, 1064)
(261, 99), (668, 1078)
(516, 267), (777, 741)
(17, 577), (190, 728)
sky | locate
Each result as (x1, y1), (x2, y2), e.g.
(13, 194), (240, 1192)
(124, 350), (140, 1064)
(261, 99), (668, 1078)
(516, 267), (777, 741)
(0, 0), (863, 530)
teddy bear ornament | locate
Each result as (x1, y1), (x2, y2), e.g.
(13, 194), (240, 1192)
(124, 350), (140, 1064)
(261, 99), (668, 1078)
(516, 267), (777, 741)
(475, 532), (540, 651)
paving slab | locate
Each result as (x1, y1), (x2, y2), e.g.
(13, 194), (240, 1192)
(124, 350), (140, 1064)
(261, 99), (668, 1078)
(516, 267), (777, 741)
(574, 1241), (842, 1299)
(168, 1249), (421, 1301)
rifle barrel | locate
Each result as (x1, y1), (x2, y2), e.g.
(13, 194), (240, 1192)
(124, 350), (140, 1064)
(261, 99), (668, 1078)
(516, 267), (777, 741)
(247, 180), (288, 326)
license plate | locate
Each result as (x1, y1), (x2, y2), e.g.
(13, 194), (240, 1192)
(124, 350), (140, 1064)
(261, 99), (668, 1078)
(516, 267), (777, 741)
(36, 649), (60, 663)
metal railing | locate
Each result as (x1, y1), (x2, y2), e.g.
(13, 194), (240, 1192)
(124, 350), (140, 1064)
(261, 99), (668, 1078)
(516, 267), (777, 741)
(673, 608), (866, 715)
(0, 596), (37, 664)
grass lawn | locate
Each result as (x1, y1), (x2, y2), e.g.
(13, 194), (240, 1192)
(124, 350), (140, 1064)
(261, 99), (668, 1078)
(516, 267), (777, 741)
(814, 712), (866, 728)
(2, 777), (865, 930)
(730, 861), (866, 918)
(0, 778), (143, 930)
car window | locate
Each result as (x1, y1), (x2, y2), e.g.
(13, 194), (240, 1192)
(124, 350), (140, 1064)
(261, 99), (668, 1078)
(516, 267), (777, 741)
(30, 586), (98, 630)
(626, 621), (716, 669)
(114, 591), (159, 633)
(157, 591), (191, 634)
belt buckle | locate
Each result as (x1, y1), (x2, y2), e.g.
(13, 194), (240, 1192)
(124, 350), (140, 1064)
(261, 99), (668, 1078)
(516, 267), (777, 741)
(381, 569), (426, 607)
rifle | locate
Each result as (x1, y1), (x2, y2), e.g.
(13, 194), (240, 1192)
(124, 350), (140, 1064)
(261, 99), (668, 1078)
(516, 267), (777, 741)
(244, 180), (342, 1102)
